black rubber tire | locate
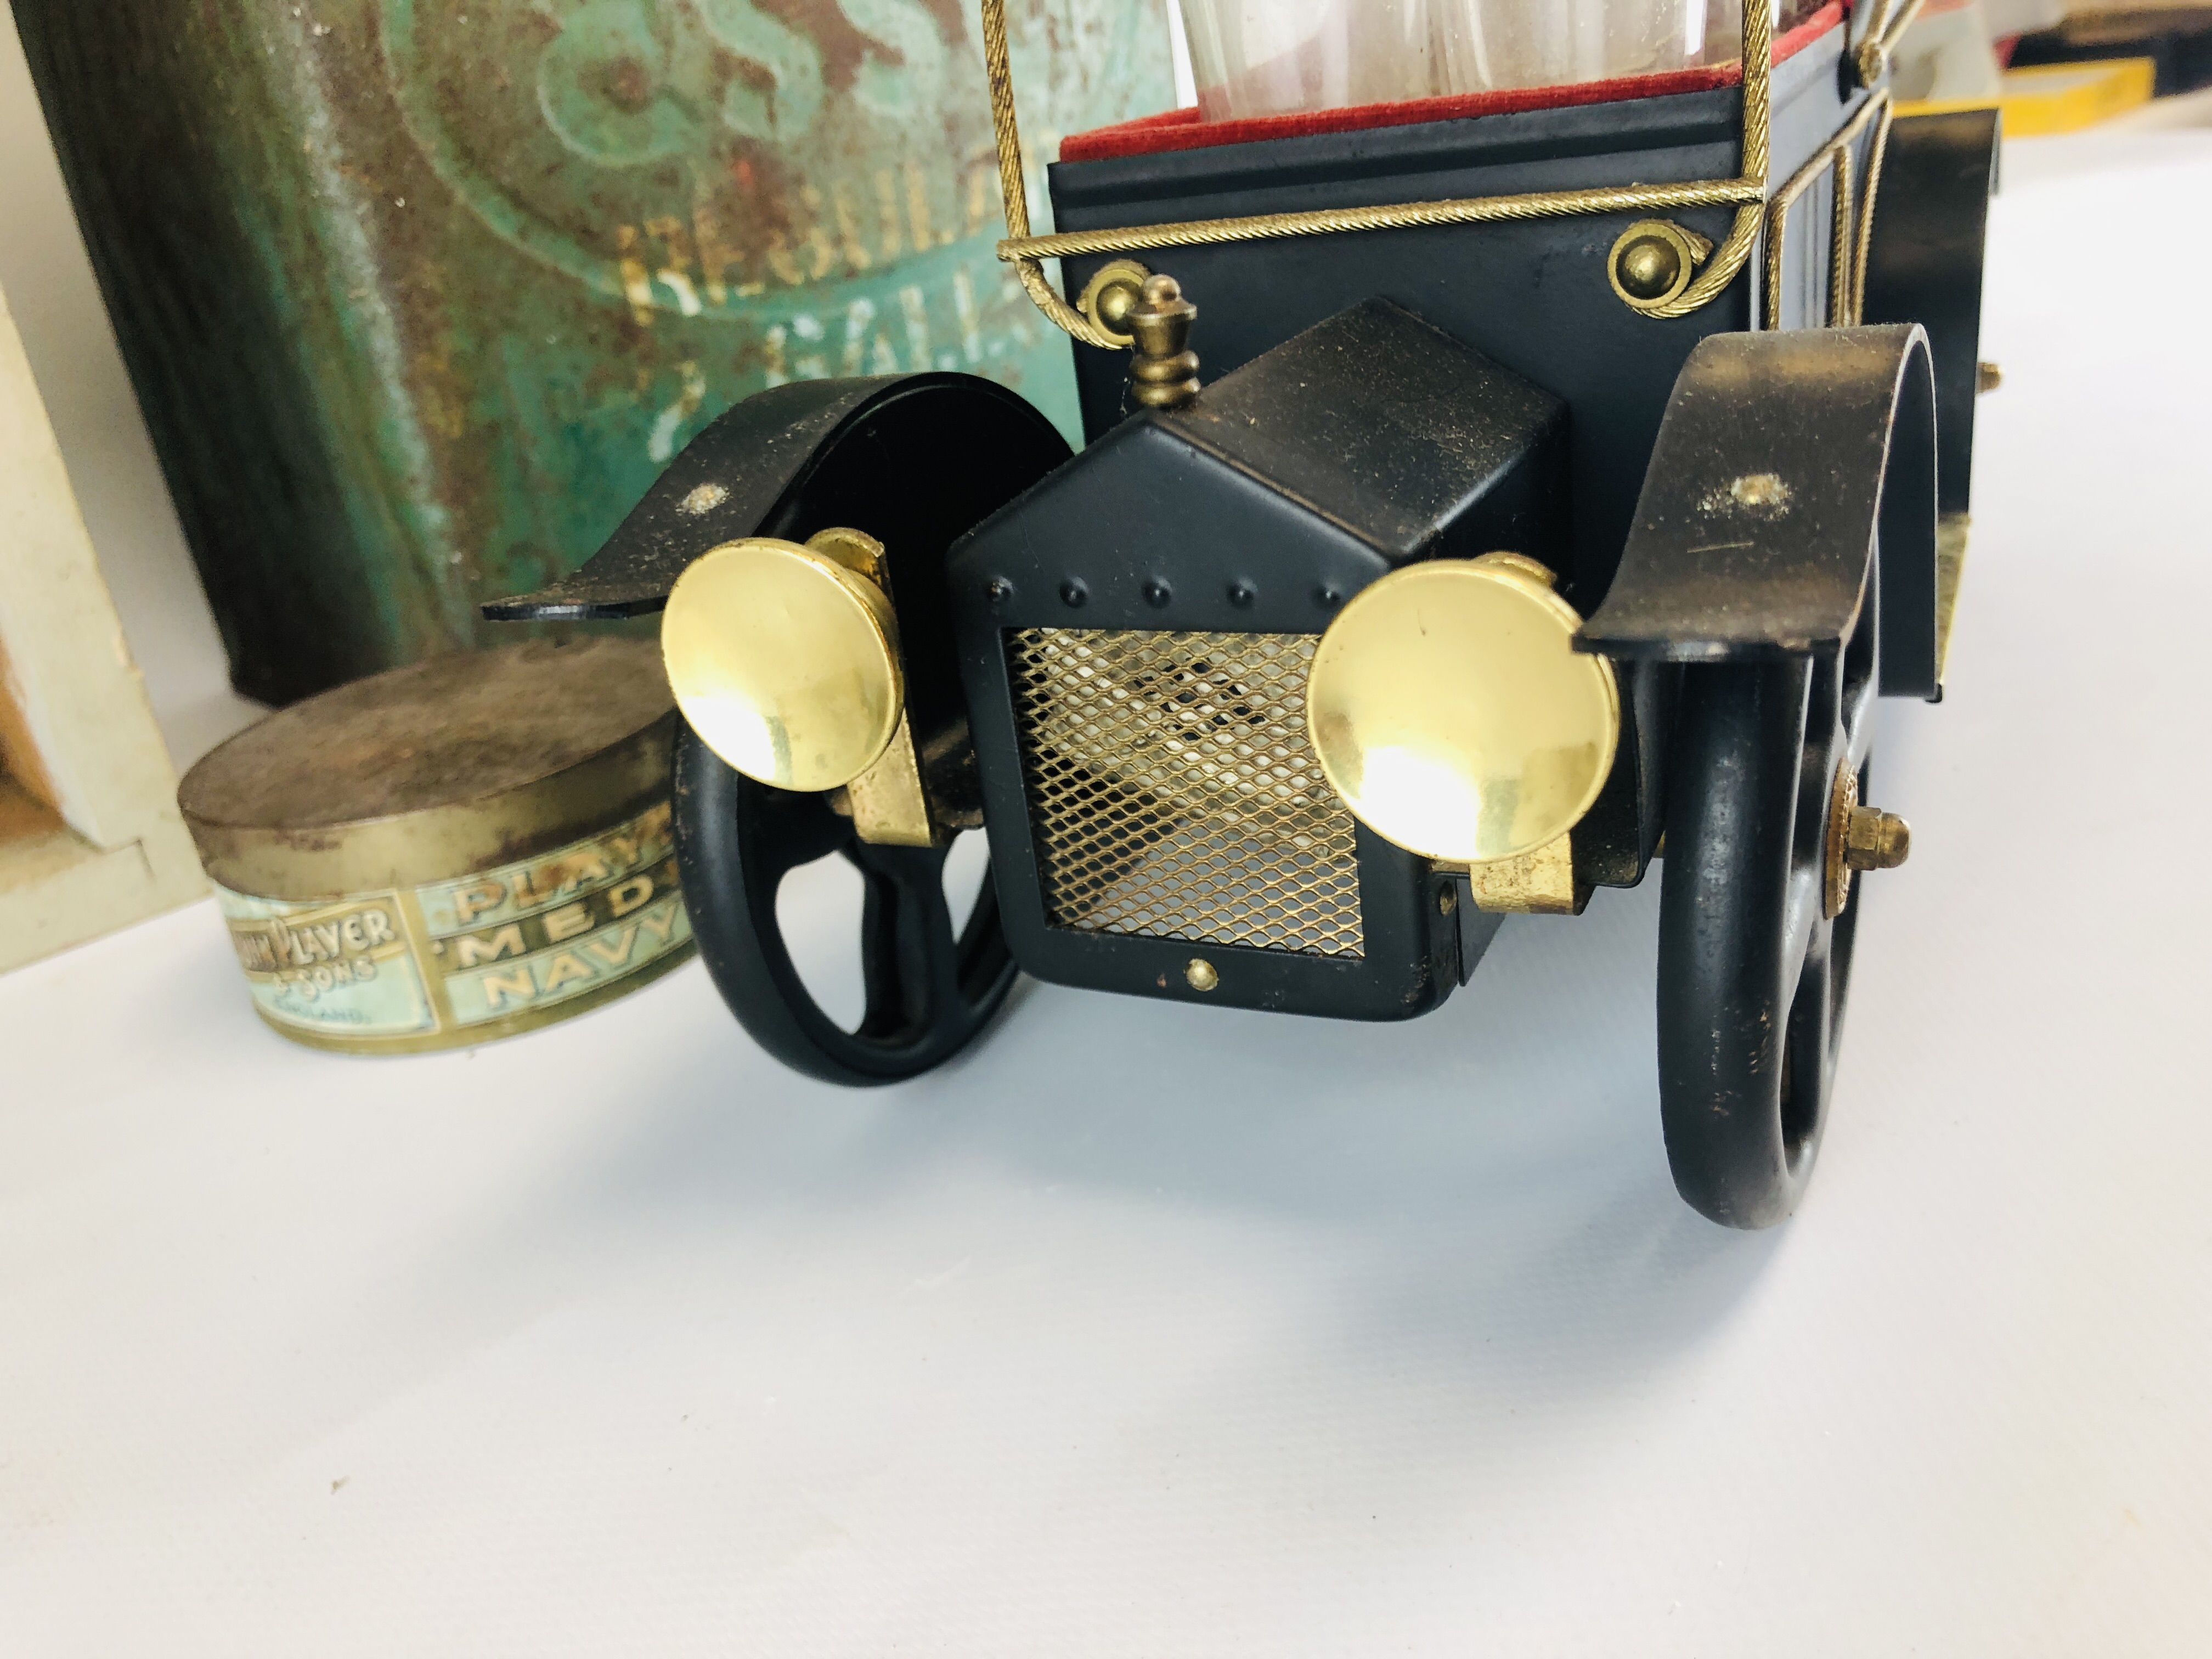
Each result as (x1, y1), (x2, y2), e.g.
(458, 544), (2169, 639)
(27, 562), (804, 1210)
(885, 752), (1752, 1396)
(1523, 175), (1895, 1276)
(1657, 584), (1878, 1227)
(654, 373), (1069, 1085)
(674, 724), (1018, 1085)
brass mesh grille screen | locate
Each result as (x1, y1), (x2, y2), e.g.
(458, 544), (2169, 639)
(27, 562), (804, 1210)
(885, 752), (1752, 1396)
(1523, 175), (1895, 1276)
(1006, 628), (1364, 957)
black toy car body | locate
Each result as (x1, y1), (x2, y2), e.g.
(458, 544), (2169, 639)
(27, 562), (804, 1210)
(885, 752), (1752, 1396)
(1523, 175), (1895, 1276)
(494, 0), (1995, 1228)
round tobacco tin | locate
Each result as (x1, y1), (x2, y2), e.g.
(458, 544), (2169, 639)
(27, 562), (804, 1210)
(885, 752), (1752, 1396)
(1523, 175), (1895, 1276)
(179, 637), (693, 1054)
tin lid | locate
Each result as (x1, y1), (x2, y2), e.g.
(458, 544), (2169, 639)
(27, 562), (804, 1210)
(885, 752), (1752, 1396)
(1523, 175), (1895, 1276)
(181, 637), (676, 901)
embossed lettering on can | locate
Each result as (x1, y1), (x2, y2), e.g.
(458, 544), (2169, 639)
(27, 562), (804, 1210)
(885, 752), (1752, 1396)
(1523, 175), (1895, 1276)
(180, 638), (692, 1056)
(216, 802), (692, 1051)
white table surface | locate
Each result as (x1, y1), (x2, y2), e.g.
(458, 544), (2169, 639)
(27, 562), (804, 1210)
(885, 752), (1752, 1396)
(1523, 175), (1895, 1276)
(4, 49), (2210, 1653)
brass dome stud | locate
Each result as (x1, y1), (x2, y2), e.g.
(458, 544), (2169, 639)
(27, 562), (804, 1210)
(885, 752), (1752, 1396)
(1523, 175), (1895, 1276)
(1618, 236), (1681, 300)
(1077, 258), (1152, 348)
(1855, 36), (1891, 90)
(1607, 219), (1713, 312)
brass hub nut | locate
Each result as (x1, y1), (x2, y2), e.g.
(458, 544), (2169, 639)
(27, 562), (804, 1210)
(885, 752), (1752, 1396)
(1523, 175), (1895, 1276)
(1845, 806), (1911, 872)
(1823, 765), (1911, 918)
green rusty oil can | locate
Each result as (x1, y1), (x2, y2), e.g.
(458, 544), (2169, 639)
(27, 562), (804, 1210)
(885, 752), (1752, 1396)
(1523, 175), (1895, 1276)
(15, 0), (1170, 703)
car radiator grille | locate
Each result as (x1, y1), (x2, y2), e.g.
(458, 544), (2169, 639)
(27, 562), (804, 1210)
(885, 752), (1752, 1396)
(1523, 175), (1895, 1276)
(1005, 628), (1365, 958)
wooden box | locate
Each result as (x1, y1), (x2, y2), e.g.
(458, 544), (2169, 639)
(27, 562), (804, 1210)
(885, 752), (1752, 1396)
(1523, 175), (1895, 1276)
(1, 279), (203, 972)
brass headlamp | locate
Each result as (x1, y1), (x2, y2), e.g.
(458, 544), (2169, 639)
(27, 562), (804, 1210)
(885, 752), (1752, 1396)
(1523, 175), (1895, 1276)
(1305, 552), (1621, 873)
(661, 530), (903, 794)
(661, 528), (941, 847)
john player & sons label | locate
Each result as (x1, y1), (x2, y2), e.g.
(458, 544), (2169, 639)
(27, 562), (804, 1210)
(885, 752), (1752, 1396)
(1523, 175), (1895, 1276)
(216, 802), (692, 1051)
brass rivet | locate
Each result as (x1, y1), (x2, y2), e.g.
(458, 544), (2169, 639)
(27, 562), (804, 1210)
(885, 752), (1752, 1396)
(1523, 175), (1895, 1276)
(1607, 219), (1711, 312)
(1437, 884), (1458, 917)
(1978, 360), (2003, 394)
(1618, 235), (1680, 300)
(1184, 957), (1218, 991)
(1078, 258), (1152, 347)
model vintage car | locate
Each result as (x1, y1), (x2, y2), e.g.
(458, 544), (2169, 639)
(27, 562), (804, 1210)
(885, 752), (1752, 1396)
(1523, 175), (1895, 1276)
(491, 0), (1996, 1227)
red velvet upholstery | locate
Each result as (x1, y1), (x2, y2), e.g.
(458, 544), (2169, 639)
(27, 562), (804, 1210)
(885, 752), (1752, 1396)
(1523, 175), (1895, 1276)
(1059, 4), (1847, 164)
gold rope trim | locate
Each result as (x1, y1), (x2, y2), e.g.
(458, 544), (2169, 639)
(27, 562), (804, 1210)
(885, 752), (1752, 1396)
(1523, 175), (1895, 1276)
(1849, 97), (1897, 323)
(983, 0), (1920, 341)
(980, 0), (1122, 349)
(1649, 202), (1765, 320)
(1763, 88), (1893, 331)
(996, 177), (1767, 264)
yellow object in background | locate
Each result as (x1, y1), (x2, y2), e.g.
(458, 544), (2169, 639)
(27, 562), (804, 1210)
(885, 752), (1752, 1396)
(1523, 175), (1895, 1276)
(1900, 57), (2157, 134)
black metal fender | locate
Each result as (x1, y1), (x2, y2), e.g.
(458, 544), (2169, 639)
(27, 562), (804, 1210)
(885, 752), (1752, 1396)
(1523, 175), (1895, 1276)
(483, 373), (1069, 621)
(484, 374), (1072, 1085)
(1578, 324), (1940, 699)
(1861, 108), (2001, 520)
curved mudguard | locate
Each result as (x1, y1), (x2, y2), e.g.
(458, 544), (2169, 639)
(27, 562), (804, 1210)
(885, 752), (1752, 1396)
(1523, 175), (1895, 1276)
(1861, 108), (2001, 519)
(484, 375), (1069, 1087)
(1579, 324), (1940, 699)
(483, 374), (1068, 621)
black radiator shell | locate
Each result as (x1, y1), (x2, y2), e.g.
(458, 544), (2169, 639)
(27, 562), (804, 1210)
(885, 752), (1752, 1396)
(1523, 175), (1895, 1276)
(949, 302), (1563, 1019)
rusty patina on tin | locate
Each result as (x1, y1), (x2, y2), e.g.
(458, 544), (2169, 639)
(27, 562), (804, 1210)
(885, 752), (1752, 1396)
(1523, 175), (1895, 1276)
(16, 0), (1171, 702)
